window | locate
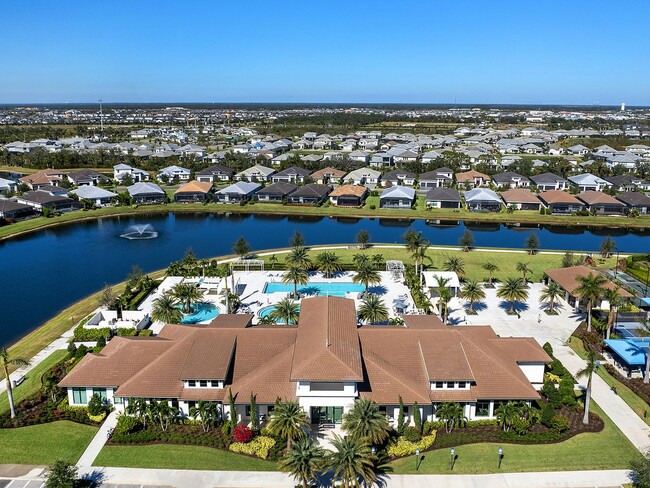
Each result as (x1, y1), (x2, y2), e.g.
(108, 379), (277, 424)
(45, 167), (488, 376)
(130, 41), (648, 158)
(114, 396), (122, 404)
(434, 381), (444, 389)
(188, 401), (196, 411)
(245, 406), (251, 417)
(93, 388), (107, 401)
(188, 380), (196, 387)
(199, 380), (208, 388)
(72, 388), (87, 404)
(458, 381), (466, 389)
(476, 401), (490, 417)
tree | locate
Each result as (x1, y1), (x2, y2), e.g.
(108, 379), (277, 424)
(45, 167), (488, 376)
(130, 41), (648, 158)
(353, 253), (370, 268)
(326, 434), (376, 488)
(170, 282), (203, 314)
(459, 229), (474, 252)
(411, 240), (431, 280)
(630, 450), (650, 488)
(1, 347), (30, 418)
(460, 280), (485, 313)
(283, 265), (309, 299)
(575, 272), (607, 333)
(98, 284), (116, 309)
(190, 400), (220, 433)
(403, 230), (429, 276)
(495, 401), (519, 432)
(151, 293), (183, 323)
(268, 399), (309, 449)
(497, 277), (529, 313)
(250, 393), (259, 432)
(353, 262), (381, 295)
(413, 401), (422, 433)
(232, 237), (250, 259)
(228, 388), (237, 431)
(372, 253), (384, 270)
(285, 246), (312, 270)
(289, 231), (305, 248)
(342, 398), (391, 445)
(482, 261), (499, 287)
(149, 399), (177, 432)
(540, 281), (563, 315)
(44, 460), (78, 488)
(182, 248), (197, 270)
(577, 347), (598, 425)
(315, 251), (342, 278)
(436, 402), (466, 433)
(268, 254), (278, 270)
(126, 397), (150, 428)
(270, 296), (300, 325)
(355, 229), (371, 249)
(600, 236), (616, 258)
(516, 261), (532, 284)
(562, 251), (575, 268)
(397, 396), (406, 434)
(443, 255), (465, 278)
(603, 287), (622, 340)
(525, 233), (540, 255)
(280, 437), (325, 488)
(436, 276), (453, 324)
(357, 294), (389, 325)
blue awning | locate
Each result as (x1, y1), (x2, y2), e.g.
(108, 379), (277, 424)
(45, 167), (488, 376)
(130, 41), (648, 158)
(604, 338), (649, 366)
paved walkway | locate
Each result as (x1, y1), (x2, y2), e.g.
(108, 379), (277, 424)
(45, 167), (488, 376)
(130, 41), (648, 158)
(76, 410), (120, 468)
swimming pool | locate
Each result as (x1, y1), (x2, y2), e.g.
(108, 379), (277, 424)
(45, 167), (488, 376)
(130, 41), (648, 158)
(180, 302), (220, 324)
(258, 305), (301, 324)
(263, 281), (365, 297)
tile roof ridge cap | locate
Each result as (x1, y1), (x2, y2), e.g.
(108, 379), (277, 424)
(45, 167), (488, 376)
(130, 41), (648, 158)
(458, 341), (476, 382)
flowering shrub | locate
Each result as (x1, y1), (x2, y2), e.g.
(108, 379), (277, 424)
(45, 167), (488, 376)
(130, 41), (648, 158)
(229, 435), (276, 459)
(387, 432), (436, 458)
(232, 423), (253, 443)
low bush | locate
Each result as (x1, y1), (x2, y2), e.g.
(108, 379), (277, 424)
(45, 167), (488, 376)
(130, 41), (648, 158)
(114, 415), (142, 436)
(542, 342), (553, 357)
(499, 429), (563, 443)
(87, 394), (108, 416)
(116, 328), (138, 337)
(229, 435), (276, 459)
(138, 329), (153, 336)
(540, 403), (556, 428)
(401, 426), (422, 442)
(232, 423), (253, 443)
(466, 419), (498, 427)
(550, 414), (570, 433)
(73, 324), (111, 342)
(559, 379), (577, 407)
(542, 380), (563, 409)
(387, 432), (436, 458)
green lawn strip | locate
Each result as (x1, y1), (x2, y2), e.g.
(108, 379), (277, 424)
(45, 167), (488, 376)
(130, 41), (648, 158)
(93, 443), (278, 471)
(567, 337), (650, 426)
(390, 402), (640, 474)
(0, 421), (98, 465)
(0, 349), (68, 414)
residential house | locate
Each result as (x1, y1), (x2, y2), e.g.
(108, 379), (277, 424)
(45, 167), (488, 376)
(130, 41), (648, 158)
(545, 266), (632, 310)
(421, 151), (443, 164)
(174, 181), (214, 203)
(530, 173), (570, 191)
(255, 182), (298, 203)
(19, 169), (64, 189)
(348, 150), (370, 163)
(310, 167), (346, 185)
(566, 144), (589, 156)
(577, 191), (626, 215)
(113, 164), (149, 183)
(568, 173), (610, 192)
(379, 186), (416, 209)
(271, 153), (293, 167)
(127, 182), (165, 205)
(604, 175), (645, 192)
(455, 170), (491, 189)
(158, 165), (191, 182)
(287, 184), (332, 205)
(196, 164), (234, 183)
(0, 200), (34, 220)
(382, 170), (416, 187)
(615, 192), (650, 214)
(463, 188), (502, 212)
(15, 191), (79, 213)
(491, 172), (530, 189)
(500, 189), (542, 211)
(418, 168), (454, 189)
(235, 164), (275, 183)
(344, 168), (381, 187)
(425, 187), (462, 209)
(393, 150), (419, 165)
(537, 190), (584, 214)
(0, 178), (17, 194)
(66, 169), (104, 187)
(272, 167), (312, 184)
(70, 186), (117, 207)
(214, 182), (261, 204)
(369, 152), (393, 168)
(329, 185), (368, 207)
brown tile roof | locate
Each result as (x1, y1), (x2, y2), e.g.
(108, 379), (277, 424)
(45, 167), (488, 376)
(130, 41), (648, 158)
(577, 191), (624, 206)
(545, 265), (633, 297)
(402, 315), (445, 329)
(207, 314), (253, 328)
(538, 190), (582, 205)
(500, 188), (542, 204)
(175, 180), (213, 194)
(20, 169), (63, 186)
(456, 170), (490, 183)
(311, 167), (346, 179)
(329, 185), (368, 198)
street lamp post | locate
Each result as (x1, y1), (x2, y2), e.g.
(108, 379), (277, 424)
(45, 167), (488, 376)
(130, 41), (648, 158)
(415, 448), (420, 471)
(450, 447), (455, 471)
(498, 447), (503, 469)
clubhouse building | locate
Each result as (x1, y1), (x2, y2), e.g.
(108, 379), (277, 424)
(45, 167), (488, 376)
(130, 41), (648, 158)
(60, 296), (550, 426)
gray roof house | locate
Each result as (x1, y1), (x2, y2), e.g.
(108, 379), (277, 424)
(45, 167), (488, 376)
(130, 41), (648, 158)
(530, 173), (570, 191)
(15, 191), (80, 213)
(66, 169), (104, 186)
(344, 168), (381, 187)
(0, 178), (18, 194)
(215, 182), (261, 204)
(235, 164), (275, 182)
(419, 168), (454, 189)
(425, 187), (461, 209)
(256, 182), (298, 203)
(113, 164), (149, 182)
(287, 184), (332, 205)
(0, 199), (34, 220)
(382, 170), (416, 187)
(491, 171), (531, 189)
(127, 182), (165, 204)
(604, 175), (645, 192)
(272, 167), (312, 184)
(568, 173), (610, 192)
(463, 188), (502, 212)
(379, 186), (416, 209)
(615, 192), (650, 214)
(158, 165), (191, 182)
(197, 164), (234, 182)
(70, 186), (117, 207)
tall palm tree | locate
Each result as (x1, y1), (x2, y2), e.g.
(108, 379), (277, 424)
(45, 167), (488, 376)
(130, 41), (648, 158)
(270, 296), (300, 325)
(151, 293), (183, 324)
(216, 264), (232, 313)
(403, 230), (429, 276)
(285, 246), (312, 270)
(371, 253), (385, 270)
(497, 277), (529, 313)
(1, 347), (30, 418)
(283, 265), (309, 299)
(327, 434), (376, 488)
(268, 399), (309, 449)
(357, 294), (389, 325)
(341, 398), (391, 445)
(170, 282), (203, 314)
(411, 242), (431, 281)
(460, 280), (485, 313)
(540, 281), (563, 315)
(436, 402), (466, 433)
(495, 401), (519, 432)
(315, 251), (342, 278)
(280, 437), (325, 488)
(577, 348), (598, 425)
(352, 253), (370, 268)
(516, 261), (532, 285)
(482, 261), (499, 287)
(443, 256), (465, 279)
(436, 276), (453, 324)
(353, 262), (381, 295)
(190, 400), (219, 432)
(603, 287), (622, 340)
(268, 254), (278, 270)
(575, 273), (607, 333)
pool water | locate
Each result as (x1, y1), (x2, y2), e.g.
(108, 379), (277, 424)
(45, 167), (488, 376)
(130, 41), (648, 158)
(180, 302), (220, 324)
(263, 281), (365, 297)
(258, 305), (301, 324)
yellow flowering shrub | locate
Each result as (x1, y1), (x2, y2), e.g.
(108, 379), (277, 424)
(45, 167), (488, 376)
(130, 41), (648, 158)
(229, 435), (276, 459)
(387, 432), (436, 458)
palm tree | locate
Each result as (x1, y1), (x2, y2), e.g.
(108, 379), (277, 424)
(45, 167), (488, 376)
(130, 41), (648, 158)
(540, 281), (563, 315)
(268, 399), (309, 449)
(436, 402), (466, 433)
(353, 262), (381, 295)
(575, 273), (607, 332)
(403, 230), (429, 276)
(315, 251), (342, 278)
(411, 241), (431, 280)
(482, 261), (499, 287)
(327, 434), (376, 488)
(170, 282), (203, 314)
(289, 230), (305, 248)
(516, 261), (532, 285)
(285, 246), (312, 270)
(280, 437), (325, 488)
(216, 264), (232, 313)
(460, 280), (485, 313)
(357, 294), (389, 325)
(443, 256), (465, 279)
(270, 296), (300, 325)
(283, 265), (309, 299)
(371, 253), (384, 270)
(352, 253), (370, 268)
(190, 400), (219, 432)
(577, 347), (598, 425)
(151, 293), (182, 324)
(342, 398), (391, 444)
(126, 397), (150, 428)
(495, 401), (519, 432)
(268, 254), (278, 270)
(436, 276), (452, 324)
(603, 287), (622, 340)
(1, 347), (30, 418)
(497, 277), (529, 313)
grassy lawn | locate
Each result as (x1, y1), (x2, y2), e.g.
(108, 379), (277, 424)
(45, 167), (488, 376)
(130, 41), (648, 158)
(93, 444), (278, 471)
(391, 402), (640, 474)
(568, 336), (650, 426)
(0, 350), (67, 414)
(0, 421), (97, 465)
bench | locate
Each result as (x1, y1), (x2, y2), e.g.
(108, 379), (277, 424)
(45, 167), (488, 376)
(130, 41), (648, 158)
(12, 375), (25, 388)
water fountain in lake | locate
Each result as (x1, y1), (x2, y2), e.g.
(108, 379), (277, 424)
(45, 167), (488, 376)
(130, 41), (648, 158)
(119, 224), (159, 240)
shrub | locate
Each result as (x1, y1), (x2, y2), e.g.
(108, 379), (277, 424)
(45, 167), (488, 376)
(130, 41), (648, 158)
(540, 403), (556, 428)
(402, 426), (422, 442)
(232, 423), (253, 443)
(542, 342), (553, 357)
(422, 420), (443, 434)
(116, 328), (138, 337)
(114, 415), (142, 436)
(559, 378), (577, 406)
(550, 414), (570, 433)
(542, 380), (563, 409)
(549, 358), (568, 378)
(466, 419), (498, 427)
(138, 329), (153, 336)
(229, 435), (276, 459)
(97, 335), (106, 347)
(73, 325), (111, 342)
(87, 394), (107, 416)
(88, 411), (107, 423)
(369, 204), (376, 210)
(499, 430), (562, 443)
(387, 433), (436, 458)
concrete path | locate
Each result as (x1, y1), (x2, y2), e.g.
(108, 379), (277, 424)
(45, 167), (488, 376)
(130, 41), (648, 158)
(76, 410), (120, 468)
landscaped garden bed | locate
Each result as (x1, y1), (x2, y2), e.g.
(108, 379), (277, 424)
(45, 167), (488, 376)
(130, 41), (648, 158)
(604, 364), (650, 407)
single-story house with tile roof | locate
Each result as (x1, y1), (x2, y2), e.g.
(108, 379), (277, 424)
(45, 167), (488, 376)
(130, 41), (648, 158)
(530, 173), (570, 191)
(15, 190), (80, 213)
(215, 181), (261, 204)
(235, 164), (275, 182)
(492, 171), (531, 189)
(537, 190), (584, 214)
(544, 265), (632, 310)
(288, 183), (332, 205)
(382, 169), (416, 187)
(196, 164), (234, 183)
(127, 182), (165, 204)
(425, 187), (461, 209)
(272, 166), (312, 184)
(455, 170), (491, 188)
(568, 173), (610, 192)
(576, 191), (626, 215)
(344, 167), (381, 187)
(615, 192), (650, 214)
(66, 169), (105, 186)
(567, 144), (589, 156)
(59, 296), (549, 425)
(20, 169), (64, 189)
(310, 167), (346, 185)
(419, 168), (454, 189)
(500, 188), (542, 211)
(463, 188), (502, 212)
(329, 185), (369, 207)
(256, 182), (298, 203)
(70, 186), (117, 207)
(379, 186), (416, 209)
(174, 180), (214, 203)
(604, 175), (644, 192)
(0, 199), (34, 220)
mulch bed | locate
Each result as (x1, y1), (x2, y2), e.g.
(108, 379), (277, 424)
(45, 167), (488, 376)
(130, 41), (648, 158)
(604, 364), (650, 407)
(572, 322), (605, 354)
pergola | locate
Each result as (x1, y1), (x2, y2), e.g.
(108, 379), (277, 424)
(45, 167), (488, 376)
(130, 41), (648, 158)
(386, 260), (405, 280)
(231, 259), (265, 271)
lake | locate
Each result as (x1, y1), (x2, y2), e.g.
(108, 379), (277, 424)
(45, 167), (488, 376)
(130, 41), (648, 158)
(1, 212), (649, 347)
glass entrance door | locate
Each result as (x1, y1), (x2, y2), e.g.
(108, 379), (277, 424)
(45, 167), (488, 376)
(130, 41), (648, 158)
(311, 406), (344, 424)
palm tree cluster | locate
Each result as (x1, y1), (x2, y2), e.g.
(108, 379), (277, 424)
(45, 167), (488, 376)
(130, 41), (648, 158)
(269, 296), (300, 325)
(126, 397), (179, 432)
(495, 401), (539, 433)
(282, 246), (312, 298)
(151, 281), (204, 323)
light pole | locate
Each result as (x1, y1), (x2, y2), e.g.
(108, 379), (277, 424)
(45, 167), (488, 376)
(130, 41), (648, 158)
(450, 447), (455, 471)
(498, 447), (503, 469)
(371, 446), (376, 456)
(415, 448), (420, 471)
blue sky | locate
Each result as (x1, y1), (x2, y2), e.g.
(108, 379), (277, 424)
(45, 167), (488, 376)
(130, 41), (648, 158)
(1, 0), (648, 105)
